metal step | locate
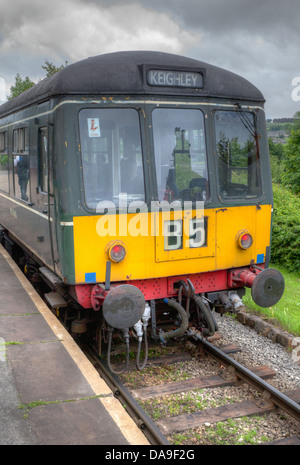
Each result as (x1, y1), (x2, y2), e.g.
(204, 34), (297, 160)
(44, 291), (68, 309)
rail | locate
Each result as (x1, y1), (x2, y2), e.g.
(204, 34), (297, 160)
(84, 346), (170, 446)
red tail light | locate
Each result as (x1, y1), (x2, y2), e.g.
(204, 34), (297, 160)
(109, 243), (126, 262)
(238, 231), (253, 249)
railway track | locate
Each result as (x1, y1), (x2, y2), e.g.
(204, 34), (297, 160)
(6, 243), (299, 445)
(84, 345), (170, 445)
(11, 251), (299, 445)
(84, 330), (300, 446)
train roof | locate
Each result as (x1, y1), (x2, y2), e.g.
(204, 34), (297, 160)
(0, 51), (264, 116)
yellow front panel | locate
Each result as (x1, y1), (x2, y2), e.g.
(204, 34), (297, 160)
(73, 205), (272, 284)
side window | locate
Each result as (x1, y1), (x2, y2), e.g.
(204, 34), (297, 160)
(13, 127), (30, 202)
(39, 127), (48, 193)
(0, 131), (9, 193)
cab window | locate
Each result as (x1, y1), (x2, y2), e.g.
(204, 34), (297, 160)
(214, 111), (262, 199)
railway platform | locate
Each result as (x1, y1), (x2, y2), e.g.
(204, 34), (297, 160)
(0, 244), (149, 445)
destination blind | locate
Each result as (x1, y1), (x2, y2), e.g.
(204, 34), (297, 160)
(148, 69), (203, 88)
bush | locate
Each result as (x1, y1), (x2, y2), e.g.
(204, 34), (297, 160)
(282, 129), (300, 195)
(271, 184), (300, 272)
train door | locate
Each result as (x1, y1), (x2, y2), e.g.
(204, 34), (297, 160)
(36, 125), (59, 272)
(47, 122), (60, 274)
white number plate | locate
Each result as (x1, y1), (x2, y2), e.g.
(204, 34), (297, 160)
(164, 218), (207, 251)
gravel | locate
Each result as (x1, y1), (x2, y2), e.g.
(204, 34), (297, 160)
(213, 312), (300, 392)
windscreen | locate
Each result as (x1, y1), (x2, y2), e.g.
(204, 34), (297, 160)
(79, 108), (145, 208)
(152, 108), (209, 203)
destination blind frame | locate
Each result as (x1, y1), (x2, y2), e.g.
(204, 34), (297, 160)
(148, 69), (203, 88)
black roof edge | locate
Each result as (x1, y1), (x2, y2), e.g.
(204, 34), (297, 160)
(0, 51), (265, 118)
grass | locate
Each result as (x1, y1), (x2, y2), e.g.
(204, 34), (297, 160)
(243, 263), (300, 336)
(171, 416), (271, 445)
(200, 417), (269, 445)
(138, 389), (238, 422)
(120, 362), (190, 390)
(171, 416), (270, 445)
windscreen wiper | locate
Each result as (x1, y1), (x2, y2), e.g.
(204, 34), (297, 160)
(235, 104), (260, 139)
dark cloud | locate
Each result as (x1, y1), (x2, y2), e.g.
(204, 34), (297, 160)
(137, 0), (300, 36)
(0, 0), (299, 117)
(142, 0), (300, 118)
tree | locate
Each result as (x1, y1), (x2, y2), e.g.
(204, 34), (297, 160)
(7, 73), (35, 100)
(282, 112), (300, 195)
(268, 137), (285, 184)
(293, 111), (300, 130)
(41, 59), (68, 78)
(7, 60), (67, 100)
(268, 137), (285, 162)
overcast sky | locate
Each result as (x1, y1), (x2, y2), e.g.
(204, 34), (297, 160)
(0, 0), (299, 118)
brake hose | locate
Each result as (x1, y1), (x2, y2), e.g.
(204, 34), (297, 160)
(159, 298), (189, 343)
(193, 295), (216, 336)
(107, 327), (130, 375)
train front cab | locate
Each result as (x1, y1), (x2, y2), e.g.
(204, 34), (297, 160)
(66, 96), (285, 352)
(0, 53), (285, 370)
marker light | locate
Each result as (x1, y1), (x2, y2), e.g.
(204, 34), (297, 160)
(107, 241), (126, 263)
(238, 231), (253, 249)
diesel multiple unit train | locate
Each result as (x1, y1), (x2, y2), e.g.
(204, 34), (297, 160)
(0, 51), (284, 371)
